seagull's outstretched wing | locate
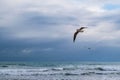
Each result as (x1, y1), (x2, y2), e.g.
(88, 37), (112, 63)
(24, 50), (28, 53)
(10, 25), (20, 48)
(73, 31), (79, 42)
(73, 27), (87, 42)
(79, 27), (87, 31)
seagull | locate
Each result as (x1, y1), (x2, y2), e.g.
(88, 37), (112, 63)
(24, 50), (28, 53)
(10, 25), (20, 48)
(73, 27), (87, 42)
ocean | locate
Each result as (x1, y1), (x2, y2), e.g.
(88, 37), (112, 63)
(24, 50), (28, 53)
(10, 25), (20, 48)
(0, 61), (120, 80)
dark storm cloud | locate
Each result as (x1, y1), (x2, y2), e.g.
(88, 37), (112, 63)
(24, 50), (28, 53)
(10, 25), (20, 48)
(0, 0), (120, 61)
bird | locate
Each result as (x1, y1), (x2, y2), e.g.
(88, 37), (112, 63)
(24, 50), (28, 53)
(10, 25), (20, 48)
(73, 27), (87, 42)
(88, 48), (91, 50)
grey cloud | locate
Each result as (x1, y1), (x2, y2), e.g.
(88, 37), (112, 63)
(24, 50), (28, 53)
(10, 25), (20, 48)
(1, 0), (120, 61)
(21, 12), (78, 26)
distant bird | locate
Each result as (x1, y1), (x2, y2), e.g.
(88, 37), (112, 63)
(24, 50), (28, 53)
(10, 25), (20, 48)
(88, 48), (91, 50)
(73, 27), (87, 42)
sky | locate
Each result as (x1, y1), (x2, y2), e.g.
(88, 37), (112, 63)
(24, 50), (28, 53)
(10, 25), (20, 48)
(0, 0), (120, 61)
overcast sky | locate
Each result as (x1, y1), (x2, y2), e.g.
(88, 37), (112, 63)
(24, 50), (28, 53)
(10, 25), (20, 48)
(0, 0), (120, 61)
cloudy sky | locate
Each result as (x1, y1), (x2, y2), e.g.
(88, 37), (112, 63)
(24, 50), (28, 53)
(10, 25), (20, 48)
(0, 0), (120, 61)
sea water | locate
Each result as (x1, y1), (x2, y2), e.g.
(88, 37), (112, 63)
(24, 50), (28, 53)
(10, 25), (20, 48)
(0, 62), (120, 80)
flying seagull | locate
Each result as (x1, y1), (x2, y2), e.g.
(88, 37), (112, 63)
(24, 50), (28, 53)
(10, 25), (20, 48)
(73, 27), (87, 42)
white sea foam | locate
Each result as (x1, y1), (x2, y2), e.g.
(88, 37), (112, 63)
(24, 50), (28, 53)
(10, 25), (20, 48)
(0, 62), (120, 80)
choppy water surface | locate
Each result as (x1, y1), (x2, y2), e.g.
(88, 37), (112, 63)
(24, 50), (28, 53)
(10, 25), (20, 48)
(0, 62), (120, 80)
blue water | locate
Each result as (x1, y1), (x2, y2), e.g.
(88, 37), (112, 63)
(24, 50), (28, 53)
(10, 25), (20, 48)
(0, 61), (120, 80)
